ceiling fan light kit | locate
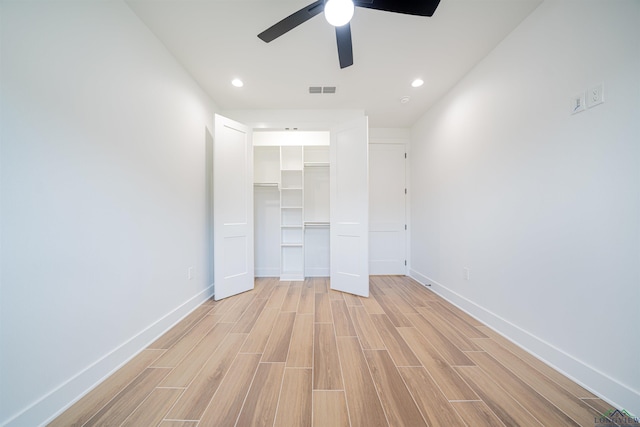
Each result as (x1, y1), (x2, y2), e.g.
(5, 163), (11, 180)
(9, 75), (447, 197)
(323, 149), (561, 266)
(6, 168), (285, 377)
(324, 0), (355, 27)
(258, 0), (441, 69)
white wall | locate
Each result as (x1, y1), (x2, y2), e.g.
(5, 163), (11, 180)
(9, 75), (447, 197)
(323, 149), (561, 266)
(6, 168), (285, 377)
(410, 0), (639, 414)
(223, 109), (365, 131)
(0, 1), (218, 425)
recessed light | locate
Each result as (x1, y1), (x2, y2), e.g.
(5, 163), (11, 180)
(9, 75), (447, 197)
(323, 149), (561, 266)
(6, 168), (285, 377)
(400, 96), (410, 104)
(411, 78), (424, 88)
(231, 78), (244, 88)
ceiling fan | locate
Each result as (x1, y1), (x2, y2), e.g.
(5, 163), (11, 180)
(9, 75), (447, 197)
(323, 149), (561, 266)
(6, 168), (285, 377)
(258, 0), (441, 69)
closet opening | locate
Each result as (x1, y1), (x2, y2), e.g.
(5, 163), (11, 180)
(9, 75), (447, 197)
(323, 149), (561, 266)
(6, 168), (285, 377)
(253, 131), (330, 281)
(214, 114), (369, 299)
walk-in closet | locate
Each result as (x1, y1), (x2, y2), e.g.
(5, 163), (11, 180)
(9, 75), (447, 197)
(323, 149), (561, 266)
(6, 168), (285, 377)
(253, 131), (330, 281)
(213, 114), (369, 300)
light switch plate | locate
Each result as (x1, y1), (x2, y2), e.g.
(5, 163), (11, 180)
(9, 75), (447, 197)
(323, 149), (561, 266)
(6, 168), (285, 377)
(571, 92), (586, 114)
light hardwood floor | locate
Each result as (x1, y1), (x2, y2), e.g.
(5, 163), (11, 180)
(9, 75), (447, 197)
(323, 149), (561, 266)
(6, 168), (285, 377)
(50, 276), (614, 426)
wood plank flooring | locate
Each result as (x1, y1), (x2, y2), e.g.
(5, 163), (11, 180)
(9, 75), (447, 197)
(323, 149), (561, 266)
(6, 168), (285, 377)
(50, 276), (612, 426)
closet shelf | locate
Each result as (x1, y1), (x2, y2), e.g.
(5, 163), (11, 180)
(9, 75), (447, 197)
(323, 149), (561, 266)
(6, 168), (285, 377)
(304, 162), (330, 168)
(254, 182), (279, 188)
(281, 243), (303, 247)
(304, 221), (330, 228)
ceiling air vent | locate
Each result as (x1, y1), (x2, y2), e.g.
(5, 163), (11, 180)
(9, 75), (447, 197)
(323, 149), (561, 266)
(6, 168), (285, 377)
(309, 86), (336, 94)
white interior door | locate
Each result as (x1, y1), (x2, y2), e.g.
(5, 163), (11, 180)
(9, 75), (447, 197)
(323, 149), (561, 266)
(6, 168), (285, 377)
(330, 117), (369, 297)
(213, 114), (254, 300)
(369, 143), (406, 275)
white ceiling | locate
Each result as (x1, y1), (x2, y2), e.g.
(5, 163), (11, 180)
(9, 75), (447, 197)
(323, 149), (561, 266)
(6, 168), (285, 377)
(126, 0), (542, 128)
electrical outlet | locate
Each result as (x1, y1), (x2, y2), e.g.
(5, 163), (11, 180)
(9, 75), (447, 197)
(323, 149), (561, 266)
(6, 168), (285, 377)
(463, 267), (470, 281)
(188, 267), (194, 280)
(587, 83), (604, 108)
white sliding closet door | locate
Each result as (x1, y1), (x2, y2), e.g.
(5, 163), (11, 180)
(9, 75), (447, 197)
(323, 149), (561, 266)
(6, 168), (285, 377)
(330, 117), (369, 297)
(213, 114), (254, 300)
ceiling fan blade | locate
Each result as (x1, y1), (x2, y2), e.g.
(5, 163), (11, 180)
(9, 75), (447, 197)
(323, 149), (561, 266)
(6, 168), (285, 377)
(335, 23), (354, 69)
(258, 0), (325, 43)
(354, 0), (441, 16)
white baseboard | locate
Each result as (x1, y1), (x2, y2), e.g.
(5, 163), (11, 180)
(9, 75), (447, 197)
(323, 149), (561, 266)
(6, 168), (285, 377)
(305, 268), (329, 277)
(5, 285), (214, 427)
(409, 269), (640, 416)
(255, 268), (280, 277)
(255, 268), (328, 278)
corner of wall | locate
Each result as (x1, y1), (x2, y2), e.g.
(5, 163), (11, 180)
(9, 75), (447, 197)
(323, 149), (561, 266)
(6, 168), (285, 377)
(408, 269), (640, 416)
(7, 285), (212, 427)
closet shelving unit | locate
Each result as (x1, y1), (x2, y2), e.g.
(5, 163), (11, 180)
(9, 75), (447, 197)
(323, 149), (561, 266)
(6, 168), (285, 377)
(280, 146), (305, 281)
(253, 137), (330, 281)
